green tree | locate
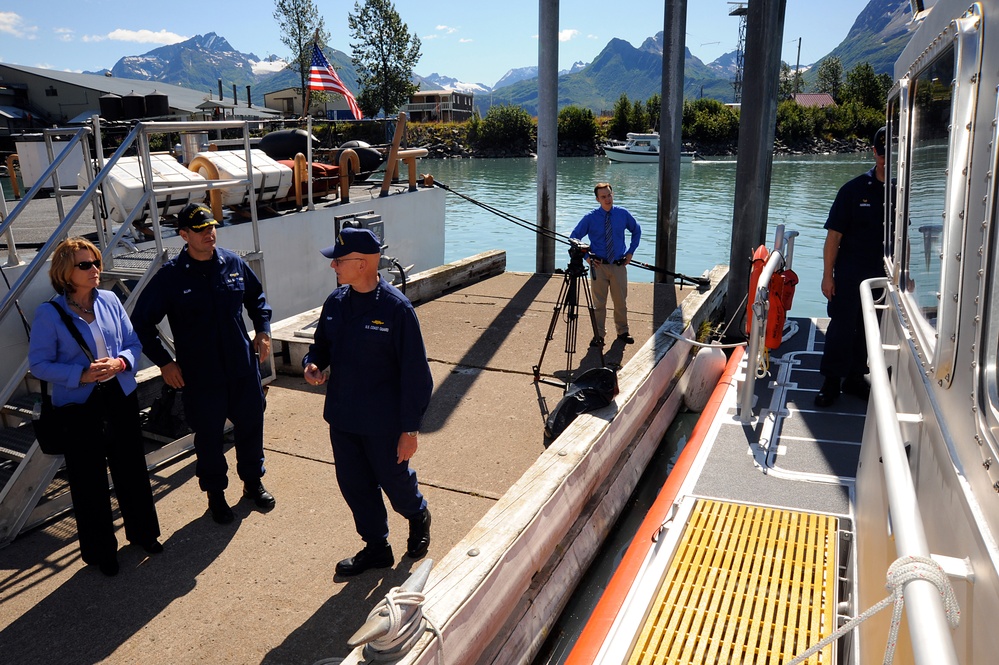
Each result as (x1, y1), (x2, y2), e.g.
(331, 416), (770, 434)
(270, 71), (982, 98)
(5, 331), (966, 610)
(630, 99), (650, 133)
(682, 98), (739, 143)
(610, 93), (631, 140)
(843, 62), (890, 109)
(273, 0), (329, 97)
(348, 0), (421, 117)
(558, 106), (598, 144)
(476, 104), (535, 151)
(814, 57), (844, 102)
(776, 99), (813, 141)
(779, 62), (805, 101)
(645, 93), (661, 133)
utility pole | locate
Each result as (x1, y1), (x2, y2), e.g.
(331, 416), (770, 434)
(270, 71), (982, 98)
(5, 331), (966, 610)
(794, 37), (802, 96)
(536, 0), (558, 274)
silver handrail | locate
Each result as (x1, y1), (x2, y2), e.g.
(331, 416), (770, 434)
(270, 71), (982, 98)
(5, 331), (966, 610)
(738, 224), (798, 423)
(860, 277), (960, 665)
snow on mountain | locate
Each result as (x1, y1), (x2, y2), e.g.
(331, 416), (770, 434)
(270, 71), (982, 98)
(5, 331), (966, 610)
(418, 72), (490, 93)
(251, 56), (289, 76)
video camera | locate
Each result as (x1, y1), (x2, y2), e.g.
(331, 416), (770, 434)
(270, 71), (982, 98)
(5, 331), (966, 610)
(567, 238), (590, 262)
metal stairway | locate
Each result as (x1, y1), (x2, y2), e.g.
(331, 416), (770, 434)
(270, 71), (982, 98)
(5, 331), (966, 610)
(0, 119), (270, 547)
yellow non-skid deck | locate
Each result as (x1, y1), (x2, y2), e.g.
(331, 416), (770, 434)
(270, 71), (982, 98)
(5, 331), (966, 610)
(628, 499), (838, 665)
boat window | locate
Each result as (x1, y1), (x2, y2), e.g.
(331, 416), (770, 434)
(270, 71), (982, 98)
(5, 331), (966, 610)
(885, 96), (901, 271)
(901, 47), (954, 332)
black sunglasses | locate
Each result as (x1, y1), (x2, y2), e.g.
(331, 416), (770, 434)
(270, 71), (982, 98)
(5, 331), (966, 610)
(75, 259), (102, 270)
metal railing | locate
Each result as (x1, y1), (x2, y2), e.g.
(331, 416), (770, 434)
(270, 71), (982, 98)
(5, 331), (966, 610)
(738, 225), (798, 422)
(859, 277), (960, 665)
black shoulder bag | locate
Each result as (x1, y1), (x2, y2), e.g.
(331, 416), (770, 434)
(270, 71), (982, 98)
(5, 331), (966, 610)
(32, 301), (100, 456)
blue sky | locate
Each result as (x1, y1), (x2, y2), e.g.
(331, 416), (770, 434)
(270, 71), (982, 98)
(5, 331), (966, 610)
(1, 0), (872, 88)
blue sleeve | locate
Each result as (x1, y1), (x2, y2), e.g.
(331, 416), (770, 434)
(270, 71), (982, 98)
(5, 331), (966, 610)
(241, 259), (272, 335)
(106, 292), (141, 370)
(625, 210), (641, 256)
(28, 303), (86, 389)
(131, 269), (175, 368)
(303, 295), (334, 370)
(570, 214), (590, 241)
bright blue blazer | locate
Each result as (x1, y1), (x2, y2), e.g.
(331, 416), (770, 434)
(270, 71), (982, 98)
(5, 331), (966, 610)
(28, 290), (141, 406)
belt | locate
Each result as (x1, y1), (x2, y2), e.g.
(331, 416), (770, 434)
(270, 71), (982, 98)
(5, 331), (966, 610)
(590, 256), (618, 265)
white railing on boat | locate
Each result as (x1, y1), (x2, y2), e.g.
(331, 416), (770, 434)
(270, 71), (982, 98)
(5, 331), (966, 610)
(860, 277), (960, 665)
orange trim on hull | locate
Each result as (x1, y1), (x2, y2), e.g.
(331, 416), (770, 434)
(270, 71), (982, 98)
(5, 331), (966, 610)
(565, 345), (745, 664)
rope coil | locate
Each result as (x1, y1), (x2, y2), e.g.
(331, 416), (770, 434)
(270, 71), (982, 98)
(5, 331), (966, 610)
(365, 587), (428, 655)
(785, 555), (960, 665)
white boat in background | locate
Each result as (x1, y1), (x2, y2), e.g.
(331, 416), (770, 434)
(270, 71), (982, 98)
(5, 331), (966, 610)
(604, 132), (695, 163)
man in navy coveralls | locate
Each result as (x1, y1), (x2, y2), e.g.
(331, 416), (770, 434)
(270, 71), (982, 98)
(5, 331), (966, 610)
(303, 227), (433, 576)
(815, 127), (888, 407)
(133, 203), (275, 523)
(570, 182), (642, 347)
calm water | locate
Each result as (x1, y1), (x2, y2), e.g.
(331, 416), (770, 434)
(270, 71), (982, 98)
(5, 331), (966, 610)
(432, 153), (875, 318)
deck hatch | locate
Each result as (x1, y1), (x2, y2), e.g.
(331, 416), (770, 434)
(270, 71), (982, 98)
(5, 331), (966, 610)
(628, 499), (838, 664)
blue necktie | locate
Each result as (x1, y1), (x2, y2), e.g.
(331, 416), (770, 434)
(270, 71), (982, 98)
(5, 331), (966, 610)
(604, 210), (614, 260)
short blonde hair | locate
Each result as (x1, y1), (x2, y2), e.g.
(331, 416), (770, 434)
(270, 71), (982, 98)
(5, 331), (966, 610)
(50, 237), (102, 295)
(593, 182), (613, 199)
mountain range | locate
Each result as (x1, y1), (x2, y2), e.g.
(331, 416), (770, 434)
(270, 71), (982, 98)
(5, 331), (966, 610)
(85, 0), (911, 114)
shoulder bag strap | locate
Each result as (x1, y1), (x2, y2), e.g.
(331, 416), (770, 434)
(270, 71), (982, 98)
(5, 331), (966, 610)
(48, 300), (96, 363)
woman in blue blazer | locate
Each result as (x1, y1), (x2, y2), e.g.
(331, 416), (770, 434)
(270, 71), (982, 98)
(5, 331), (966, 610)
(28, 237), (161, 576)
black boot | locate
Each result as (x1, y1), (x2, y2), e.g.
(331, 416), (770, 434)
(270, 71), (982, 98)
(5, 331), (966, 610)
(814, 376), (841, 407)
(207, 491), (234, 524)
(336, 541), (394, 576)
(406, 508), (432, 559)
(243, 479), (276, 510)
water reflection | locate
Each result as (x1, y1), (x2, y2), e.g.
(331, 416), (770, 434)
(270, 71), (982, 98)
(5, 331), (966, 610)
(434, 153), (874, 318)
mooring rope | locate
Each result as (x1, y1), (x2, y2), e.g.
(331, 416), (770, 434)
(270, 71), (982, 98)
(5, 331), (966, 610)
(785, 555), (960, 665)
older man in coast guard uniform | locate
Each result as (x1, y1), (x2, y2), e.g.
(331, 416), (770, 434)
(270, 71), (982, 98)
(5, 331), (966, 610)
(304, 227), (433, 577)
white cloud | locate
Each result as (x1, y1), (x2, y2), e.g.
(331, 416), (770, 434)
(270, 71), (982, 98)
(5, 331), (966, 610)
(435, 25), (457, 34)
(423, 34), (438, 40)
(587, 34), (599, 40)
(559, 29), (580, 43)
(459, 38), (472, 44)
(0, 12), (38, 39)
(54, 27), (74, 42)
(84, 28), (188, 45)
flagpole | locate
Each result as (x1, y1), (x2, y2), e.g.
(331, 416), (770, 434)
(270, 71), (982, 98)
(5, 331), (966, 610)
(303, 31), (319, 118)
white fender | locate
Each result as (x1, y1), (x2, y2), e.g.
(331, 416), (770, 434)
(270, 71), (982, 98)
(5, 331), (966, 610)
(679, 345), (727, 412)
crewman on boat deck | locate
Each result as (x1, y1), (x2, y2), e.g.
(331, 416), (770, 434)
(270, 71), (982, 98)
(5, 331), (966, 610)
(815, 127), (888, 407)
(303, 226), (434, 577)
(132, 203), (276, 523)
(570, 182), (642, 347)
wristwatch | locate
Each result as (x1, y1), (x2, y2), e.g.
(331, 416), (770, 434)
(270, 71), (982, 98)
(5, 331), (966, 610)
(406, 431), (419, 437)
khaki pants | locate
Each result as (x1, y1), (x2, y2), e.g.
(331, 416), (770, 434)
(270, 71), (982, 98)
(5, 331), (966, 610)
(590, 261), (629, 339)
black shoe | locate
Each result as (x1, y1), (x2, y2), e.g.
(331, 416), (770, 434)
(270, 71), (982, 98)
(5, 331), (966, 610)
(589, 336), (605, 348)
(814, 377), (841, 407)
(335, 542), (394, 577)
(137, 539), (164, 554)
(207, 491), (235, 524)
(617, 333), (635, 344)
(407, 508), (432, 559)
(841, 375), (871, 400)
(98, 557), (119, 577)
(243, 480), (276, 510)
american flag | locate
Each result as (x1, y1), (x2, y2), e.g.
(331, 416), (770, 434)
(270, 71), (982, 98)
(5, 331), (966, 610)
(308, 43), (363, 120)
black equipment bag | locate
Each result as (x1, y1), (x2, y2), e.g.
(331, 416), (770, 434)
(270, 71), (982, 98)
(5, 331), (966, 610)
(543, 367), (618, 447)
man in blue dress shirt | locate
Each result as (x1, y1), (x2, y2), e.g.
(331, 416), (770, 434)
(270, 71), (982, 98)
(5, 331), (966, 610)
(570, 182), (642, 347)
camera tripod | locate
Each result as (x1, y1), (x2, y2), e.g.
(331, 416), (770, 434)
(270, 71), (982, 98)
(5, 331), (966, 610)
(533, 250), (604, 392)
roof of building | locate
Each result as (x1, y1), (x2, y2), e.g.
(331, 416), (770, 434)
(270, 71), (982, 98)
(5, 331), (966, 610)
(791, 93), (837, 108)
(0, 62), (280, 119)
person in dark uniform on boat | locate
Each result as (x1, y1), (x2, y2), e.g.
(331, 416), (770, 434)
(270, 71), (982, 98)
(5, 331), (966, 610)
(303, 227), (434, 577)
(815, 127), (888, 407)
(570, 182), (642, 347)
(132, 203), (276, 523)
